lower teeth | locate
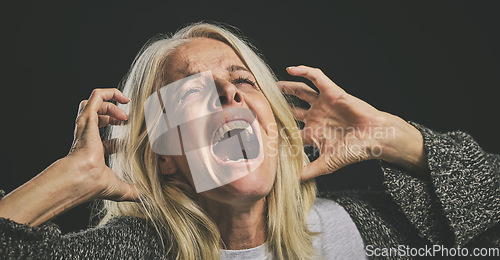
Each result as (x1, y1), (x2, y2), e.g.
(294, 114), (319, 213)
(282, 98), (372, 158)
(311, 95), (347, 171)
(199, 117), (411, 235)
(225, 158), (248, 163)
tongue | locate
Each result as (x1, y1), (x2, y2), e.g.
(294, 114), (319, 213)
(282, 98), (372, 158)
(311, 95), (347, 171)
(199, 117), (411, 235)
(212, 129), (259, 162)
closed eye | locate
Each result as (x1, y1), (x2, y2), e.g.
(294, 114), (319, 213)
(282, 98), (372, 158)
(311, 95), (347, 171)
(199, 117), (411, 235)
(180, 87), (202, 102)
(232, 76), (256, 87)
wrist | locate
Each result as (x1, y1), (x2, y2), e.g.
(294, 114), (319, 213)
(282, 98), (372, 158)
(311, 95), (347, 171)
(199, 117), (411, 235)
(61, 155), (107, 197)
(375, 114), (429, 174)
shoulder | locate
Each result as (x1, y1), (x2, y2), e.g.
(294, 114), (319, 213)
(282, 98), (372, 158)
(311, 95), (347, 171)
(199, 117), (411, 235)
(307, 197), (361, 233)
(62, 216), (165, 259)
(99, 215), (152, 231)
(316, 191), (432, 248)
(316, 190), (412, 233)
(308, 198), (350, 228)
(69, 216), (154, 238)
(307, 197), (367, 258)
(93, 216), (161, 244)
(318, 190), (399, 220)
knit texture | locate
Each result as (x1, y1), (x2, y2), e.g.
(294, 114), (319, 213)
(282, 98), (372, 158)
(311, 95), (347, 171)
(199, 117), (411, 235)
(1, 123), (499, 259)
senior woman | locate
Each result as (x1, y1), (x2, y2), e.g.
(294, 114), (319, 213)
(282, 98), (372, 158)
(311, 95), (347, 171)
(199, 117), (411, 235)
(0, 23), (498, 259)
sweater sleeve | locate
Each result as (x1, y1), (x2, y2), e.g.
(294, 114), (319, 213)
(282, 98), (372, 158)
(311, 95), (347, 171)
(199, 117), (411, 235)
(0, 206), (164, 259)
(381, 122), (500, 247)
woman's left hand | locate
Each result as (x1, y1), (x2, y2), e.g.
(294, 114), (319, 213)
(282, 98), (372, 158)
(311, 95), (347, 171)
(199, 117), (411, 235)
(279, 65), (428, 180)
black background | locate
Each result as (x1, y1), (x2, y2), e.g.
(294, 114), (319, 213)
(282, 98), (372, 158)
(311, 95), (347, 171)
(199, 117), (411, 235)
(1, 0), (499, 233)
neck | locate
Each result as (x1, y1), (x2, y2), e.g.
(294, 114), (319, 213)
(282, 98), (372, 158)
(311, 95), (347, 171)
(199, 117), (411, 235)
(199, 197), (267, 250)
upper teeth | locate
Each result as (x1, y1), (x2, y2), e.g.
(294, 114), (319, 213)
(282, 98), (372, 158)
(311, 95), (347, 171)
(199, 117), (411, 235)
(214, 120), (253, 144)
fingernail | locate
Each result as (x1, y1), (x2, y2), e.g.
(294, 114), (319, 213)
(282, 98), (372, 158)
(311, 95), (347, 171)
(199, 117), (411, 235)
(286, 66), (296, 71)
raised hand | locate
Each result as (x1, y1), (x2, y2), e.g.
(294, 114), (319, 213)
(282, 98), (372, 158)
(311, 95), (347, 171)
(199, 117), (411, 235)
(68, 88), (139, 201)
(279, 65), (427, 180)
(0, 88), (139, 226)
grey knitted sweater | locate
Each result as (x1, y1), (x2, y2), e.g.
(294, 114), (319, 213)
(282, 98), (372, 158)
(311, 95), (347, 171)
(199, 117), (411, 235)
(1, 123), (499, 259)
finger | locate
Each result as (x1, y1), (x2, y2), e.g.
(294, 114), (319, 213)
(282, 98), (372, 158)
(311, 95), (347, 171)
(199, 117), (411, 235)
(78, 100), (128, 121)
(76, 89), (129, 139)
(85, 88), (130, 114)
(78, 100), (88, 115)
(98, 115), (126, 128)
(290, 106), (307, 122)
(74, 101), (90, 140)
(97, 102), (128, 121)
(102, 138), (118, 156)
(286, 66), (342, 93)
(277, 81), (318, 103)
(119, 183), (140, 202)
(78, 101), (126, 129)
(300, 154), (340, 181)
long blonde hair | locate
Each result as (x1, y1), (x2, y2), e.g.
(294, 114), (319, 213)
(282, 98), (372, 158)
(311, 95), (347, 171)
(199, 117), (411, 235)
(100, 22), (317, 259)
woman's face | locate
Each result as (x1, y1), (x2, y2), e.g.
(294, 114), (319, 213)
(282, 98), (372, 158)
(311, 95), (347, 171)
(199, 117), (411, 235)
(160, 38), (278, 206)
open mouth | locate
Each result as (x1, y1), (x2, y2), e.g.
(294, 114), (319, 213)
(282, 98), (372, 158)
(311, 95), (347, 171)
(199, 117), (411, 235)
(211, 120), (260, 163)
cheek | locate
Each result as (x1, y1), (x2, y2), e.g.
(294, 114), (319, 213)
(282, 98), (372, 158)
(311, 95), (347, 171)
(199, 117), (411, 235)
(252, 97), (277, 132)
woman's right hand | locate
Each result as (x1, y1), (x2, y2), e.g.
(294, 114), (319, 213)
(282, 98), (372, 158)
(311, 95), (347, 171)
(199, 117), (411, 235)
(0, 88), (138, 226)
(66, 88), (139, 202)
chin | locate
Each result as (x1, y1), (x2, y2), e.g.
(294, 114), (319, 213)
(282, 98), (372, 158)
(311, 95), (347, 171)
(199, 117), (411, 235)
(200, 166), (276, 206)
(227, 169), (274, 196)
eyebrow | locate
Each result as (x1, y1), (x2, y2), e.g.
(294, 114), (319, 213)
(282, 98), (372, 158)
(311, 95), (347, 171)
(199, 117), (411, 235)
(183, 64), (250, 77)
(227, 64), (250, 73)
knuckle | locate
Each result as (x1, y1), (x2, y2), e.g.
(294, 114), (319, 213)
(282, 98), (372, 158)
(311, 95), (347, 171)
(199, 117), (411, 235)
(106, 104), (117, 115)
(91, 88), (103, 96)
(85, 154), (101, 169)
(76, 152), (104, 177)
(110, 88), (120, 96)
(78, 100), (88, 114)
(107, 102), (117, 109)
(313, 68), (323, 77)
(79, 100), (88, 109)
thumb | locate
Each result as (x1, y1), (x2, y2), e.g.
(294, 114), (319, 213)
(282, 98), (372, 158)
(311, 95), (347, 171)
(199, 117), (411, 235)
(102, 168), (140, 202)
(300, 154), (340, 181)
(118, 182), (140, 202)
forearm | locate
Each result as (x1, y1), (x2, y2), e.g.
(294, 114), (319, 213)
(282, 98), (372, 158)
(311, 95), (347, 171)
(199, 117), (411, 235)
(0, 158), (95, 226)
(381, 122), (500, 246)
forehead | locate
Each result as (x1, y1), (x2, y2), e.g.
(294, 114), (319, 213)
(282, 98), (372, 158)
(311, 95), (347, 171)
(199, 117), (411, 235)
(164, 38), (246, 82)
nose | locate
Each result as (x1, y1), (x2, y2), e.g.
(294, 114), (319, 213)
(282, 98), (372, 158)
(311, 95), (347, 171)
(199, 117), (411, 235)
(214, 78), (244, 107)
